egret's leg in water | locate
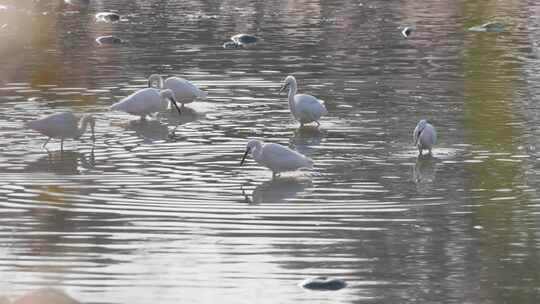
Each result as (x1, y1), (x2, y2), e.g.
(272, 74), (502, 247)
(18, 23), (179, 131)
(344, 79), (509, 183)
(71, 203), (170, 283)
(42, 137), (51, 148)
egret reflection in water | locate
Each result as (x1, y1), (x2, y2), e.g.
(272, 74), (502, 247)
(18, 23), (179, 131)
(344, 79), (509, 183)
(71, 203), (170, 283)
(413, 154), (438, 194)
(158, 106), (201, 126)
(123, 120), (171, 142)
(25, 149), (95, 174)
(242, 177), (312, 204)
(290, 125), (324, 155)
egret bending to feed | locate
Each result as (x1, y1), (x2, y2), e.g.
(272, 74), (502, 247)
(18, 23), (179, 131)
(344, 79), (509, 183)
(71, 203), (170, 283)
(147, 74), (207, 108)
(110, 88), (182, 120)
(240, 139), (313, 179)
(26, 112), (95, 151)
(279, 75), (327, 127)
(413, 119), (437, 156)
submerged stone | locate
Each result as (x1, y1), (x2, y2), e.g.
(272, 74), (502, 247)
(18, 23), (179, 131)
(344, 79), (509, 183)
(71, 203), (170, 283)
(300, 277), (347, 291)
(64, 0), (90, 7)
(95, 12), (120, 22)
(223, 41), (241, 49)
(468, 22), (504, 33)
(96, 35), (123, 45)
(400, 26), (414, 38)
(231, 34), (258, 45)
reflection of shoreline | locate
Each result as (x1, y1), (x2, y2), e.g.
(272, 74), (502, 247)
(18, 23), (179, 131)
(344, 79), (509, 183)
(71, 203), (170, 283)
(245, 177), (312, 204)
(25, 149), (95, 174)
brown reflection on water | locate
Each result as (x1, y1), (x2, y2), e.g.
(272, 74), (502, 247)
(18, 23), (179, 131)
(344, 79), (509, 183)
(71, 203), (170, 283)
(461, 0), (539, 302)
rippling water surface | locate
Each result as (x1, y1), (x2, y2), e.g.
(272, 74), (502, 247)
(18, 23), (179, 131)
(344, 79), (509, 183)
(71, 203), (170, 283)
(1, 0), (540, 303)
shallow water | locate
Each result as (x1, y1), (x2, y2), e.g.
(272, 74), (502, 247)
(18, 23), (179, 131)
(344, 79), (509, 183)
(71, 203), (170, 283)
(1, 0), (540, 303)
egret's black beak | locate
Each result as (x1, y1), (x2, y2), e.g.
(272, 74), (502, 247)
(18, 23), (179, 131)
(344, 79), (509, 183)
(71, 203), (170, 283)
(240, 147), (251, 165)
(169, 97), (182, 116)
(278, 84), (288, 94)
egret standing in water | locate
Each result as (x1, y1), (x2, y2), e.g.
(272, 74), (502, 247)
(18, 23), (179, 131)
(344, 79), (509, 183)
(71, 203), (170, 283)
(413, 119), (437, 156)
(26, 112), (95, 151)
(110, 88), (182, 121)
(240, 139), (313, 179)
(279, 75), (327, 127)
(147, 74), (207, 108)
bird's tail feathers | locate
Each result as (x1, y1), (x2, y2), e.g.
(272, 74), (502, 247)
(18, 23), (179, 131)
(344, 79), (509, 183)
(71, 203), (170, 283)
(319, 99), (328, 115)
(197, 89), (208, 100)
(305, 157), (314, 168)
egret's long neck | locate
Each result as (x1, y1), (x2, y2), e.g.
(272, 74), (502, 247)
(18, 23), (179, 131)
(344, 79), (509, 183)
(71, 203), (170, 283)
(287, 82), (298, 111)
(252, 142), (263, 160)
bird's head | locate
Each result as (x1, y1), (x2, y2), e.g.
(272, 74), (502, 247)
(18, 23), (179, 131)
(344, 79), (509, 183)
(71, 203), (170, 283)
(279, 75), (296, 94)
(148, 74), (164, 89)
(240, 139), (262, 165)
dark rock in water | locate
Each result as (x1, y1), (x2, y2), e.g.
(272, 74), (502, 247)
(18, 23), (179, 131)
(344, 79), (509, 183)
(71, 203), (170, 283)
(95, 12), (120, 22)
(300, 277), (347, 291)
(223, 41), (241, 49)
(96, 35), (122, 45)
(231, 33), (258, 45)
(468, 22), (504, 33)
(401, 26), (414, 38)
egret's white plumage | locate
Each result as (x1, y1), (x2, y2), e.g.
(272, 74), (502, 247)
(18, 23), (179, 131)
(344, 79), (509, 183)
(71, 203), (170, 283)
(110, 88), (181, 120)
(413, 119), (437, 155)
(148, 74), (207, 107)
(279, 75), (327, 127)
(26, 111), (95, 151)
(240, 139), (313, 178)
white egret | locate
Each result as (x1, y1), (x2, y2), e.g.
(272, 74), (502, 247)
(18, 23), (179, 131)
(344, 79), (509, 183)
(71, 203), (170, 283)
(110, 88), (182, 121)
(26, 111), (95, 151)
(147, 74), (207, 108)
(279, 75), (327, 127)
(413, 119), (437, 155)
(240, 139), (313, 179)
